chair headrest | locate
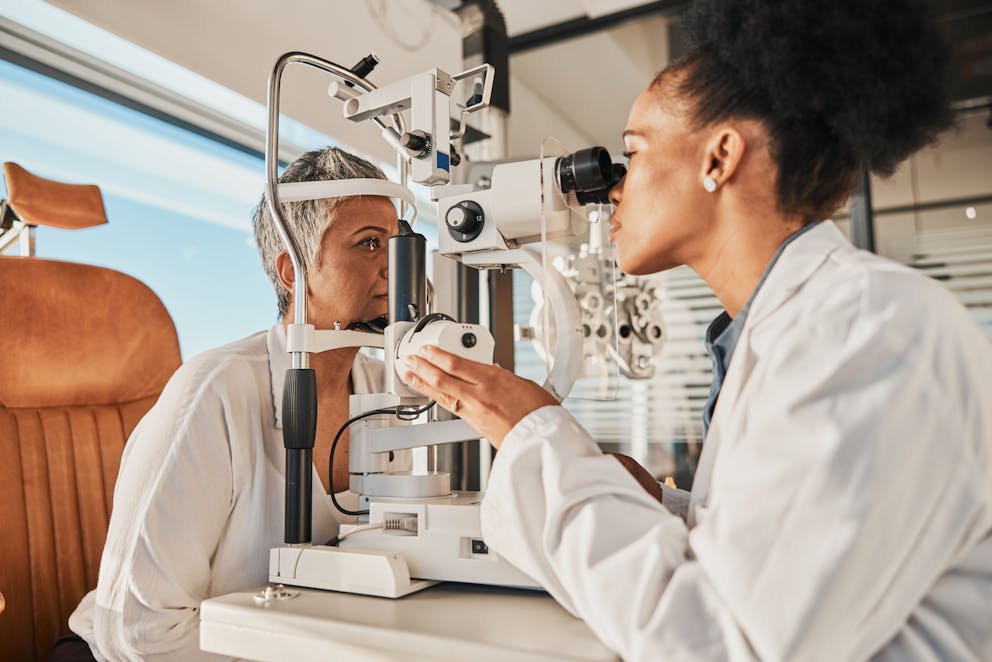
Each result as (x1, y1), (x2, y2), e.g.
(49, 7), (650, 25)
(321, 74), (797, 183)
(0, 257), (181, 408)
(3, 162), (108, 230)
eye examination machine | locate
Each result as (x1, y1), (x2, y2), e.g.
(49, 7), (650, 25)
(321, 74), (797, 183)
(257, 52), (626, 599)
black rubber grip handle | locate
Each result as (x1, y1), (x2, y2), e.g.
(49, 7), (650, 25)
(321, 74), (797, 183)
(283, 368), (317, 544)
(283, 368), (317, 450)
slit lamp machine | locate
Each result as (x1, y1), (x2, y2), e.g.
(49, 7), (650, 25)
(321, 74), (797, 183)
(264, 52), (626, 598)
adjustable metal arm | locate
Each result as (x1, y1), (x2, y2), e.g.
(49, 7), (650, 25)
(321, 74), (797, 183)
(264, 52), (408, 545)
(265, 53), (498, 545)
(264, 52), (407, 357)
(359, 418), (480, 455)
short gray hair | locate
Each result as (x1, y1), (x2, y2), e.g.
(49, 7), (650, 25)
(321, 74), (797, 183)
(252, 146), (387, 318)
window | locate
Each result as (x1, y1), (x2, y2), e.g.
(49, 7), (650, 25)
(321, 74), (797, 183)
(0, 6), (439, 358)
(0, 57), (278, 357)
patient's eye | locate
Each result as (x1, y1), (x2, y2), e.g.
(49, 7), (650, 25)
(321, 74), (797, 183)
(357, 236), (382, 252)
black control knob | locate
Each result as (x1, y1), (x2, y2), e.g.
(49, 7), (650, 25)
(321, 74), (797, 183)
(461, 332), (477, 348)
(345, 53), (379, 87)
(446, 206), (475, 232)
(445, 201), (485, 242)
(400, 131), (431, 158)
(401, 133), (425, 150)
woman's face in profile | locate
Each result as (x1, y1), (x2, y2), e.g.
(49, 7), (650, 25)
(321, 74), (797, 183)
(306, 196), (397, 329)
(609, 83), (714, 275)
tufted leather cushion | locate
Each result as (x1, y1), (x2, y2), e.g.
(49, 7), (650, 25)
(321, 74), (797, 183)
(0, 256), (181, 660)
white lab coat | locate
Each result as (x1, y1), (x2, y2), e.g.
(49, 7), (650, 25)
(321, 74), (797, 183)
(69, 324), (405, 661)
(481, 222), (992, 661)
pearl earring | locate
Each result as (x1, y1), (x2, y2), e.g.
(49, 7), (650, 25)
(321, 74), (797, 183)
(703, 176), (718, 193)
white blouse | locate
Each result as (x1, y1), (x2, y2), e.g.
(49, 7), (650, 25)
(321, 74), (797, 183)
(70, 324), (402, 661)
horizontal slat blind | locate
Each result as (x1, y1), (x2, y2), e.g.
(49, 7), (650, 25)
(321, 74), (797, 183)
(908, 224), (992, 338)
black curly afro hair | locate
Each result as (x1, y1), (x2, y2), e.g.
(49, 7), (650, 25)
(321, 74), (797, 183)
(658, 0), (955, 222)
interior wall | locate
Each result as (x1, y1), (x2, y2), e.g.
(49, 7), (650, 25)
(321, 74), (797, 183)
(507, 15), (671, 155)
(47, 0), (464, 164)
(869, 110), (992, 208)
(848, 111), (992, 261)
(507, 75), (596, 158)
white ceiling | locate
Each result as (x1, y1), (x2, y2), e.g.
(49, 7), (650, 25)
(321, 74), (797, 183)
(47, 0), (464, 165)
(46, 0), (669, 159)
(40, 0), (991, 209)
(497, 0), (659, 35)
(507, 14), (671, 155)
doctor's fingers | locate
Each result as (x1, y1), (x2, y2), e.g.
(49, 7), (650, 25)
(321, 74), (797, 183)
(404, 356), (513, 446)
(404, 354), (477, 409)
(416, 345), (491, 384)
(406, 355), (560, 446)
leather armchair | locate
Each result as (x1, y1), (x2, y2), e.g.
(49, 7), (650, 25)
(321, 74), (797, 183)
(0, 163), (182, 660)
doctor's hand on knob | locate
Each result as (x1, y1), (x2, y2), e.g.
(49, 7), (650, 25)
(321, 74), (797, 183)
(405, 346), (665, 503)
(403, 345), (559, 448)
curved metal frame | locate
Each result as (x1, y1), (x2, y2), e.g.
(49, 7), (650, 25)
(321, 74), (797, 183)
(264, 51), (408, 368)
(462, 248), (583, 401)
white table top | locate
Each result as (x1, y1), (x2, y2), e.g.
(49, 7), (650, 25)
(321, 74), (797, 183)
(200, 583), (618, 662)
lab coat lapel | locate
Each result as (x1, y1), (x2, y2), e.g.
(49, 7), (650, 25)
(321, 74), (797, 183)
(741, 221), (849, 331)
(689, 222), (852, 524)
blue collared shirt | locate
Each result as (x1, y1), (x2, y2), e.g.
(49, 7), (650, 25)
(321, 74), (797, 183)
(702, 222), (822, 433)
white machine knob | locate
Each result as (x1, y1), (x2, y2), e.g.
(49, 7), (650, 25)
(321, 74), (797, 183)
(395, 320), (494, 388)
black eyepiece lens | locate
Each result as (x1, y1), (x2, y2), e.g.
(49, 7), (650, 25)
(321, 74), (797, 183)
(611, 163), (627, 186)
(558, 146), (616, 193)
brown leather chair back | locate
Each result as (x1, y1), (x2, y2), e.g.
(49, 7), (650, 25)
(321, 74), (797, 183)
(0, 165), (182, 660)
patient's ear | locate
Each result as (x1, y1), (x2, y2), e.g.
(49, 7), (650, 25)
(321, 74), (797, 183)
(275, 251), (295, 295)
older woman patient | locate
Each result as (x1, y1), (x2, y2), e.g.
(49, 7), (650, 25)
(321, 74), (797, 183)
(57, 147), (408, 661)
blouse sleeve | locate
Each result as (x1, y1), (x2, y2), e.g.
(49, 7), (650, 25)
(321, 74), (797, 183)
(89, 358), (242, 661)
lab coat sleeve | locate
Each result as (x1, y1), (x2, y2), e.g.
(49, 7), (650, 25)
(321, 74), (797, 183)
(481, 305), (968, 661)
(90, 360), (239, 661)
(481, 407), (752, 660)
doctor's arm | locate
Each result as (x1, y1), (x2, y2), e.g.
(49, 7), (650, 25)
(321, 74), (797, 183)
(406, 320), (944, 661)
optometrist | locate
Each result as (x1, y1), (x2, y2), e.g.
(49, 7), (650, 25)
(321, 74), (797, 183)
(403, 0), (992, 660)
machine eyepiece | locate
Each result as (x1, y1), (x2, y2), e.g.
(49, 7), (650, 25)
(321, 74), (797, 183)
(570, 157), (626, 205)
(557, 147), (614, 194)
(557, 147), (626, 205)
